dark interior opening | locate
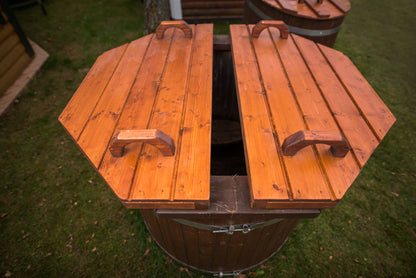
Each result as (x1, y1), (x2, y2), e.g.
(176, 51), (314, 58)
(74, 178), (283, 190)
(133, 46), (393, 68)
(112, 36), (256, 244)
(210, 36), (247, 176)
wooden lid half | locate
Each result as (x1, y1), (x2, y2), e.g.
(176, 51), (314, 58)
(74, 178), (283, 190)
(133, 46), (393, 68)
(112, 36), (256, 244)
(230, 22), (395, 209)
(59, 22), (213, 209)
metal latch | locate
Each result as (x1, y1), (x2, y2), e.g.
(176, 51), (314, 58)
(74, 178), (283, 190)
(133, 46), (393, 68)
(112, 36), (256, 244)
(173, 218), (283, 235)
(212, 224), (251, 235)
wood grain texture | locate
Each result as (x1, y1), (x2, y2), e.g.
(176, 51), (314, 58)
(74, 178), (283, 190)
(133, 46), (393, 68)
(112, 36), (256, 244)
(129, 26), (195, 202)
(318, 44), (396, 141)
(230, 24), (290, 204)
(173, 24), (213, 203)
(269, 28), (360, 200)
(248, 24), (332, 202)
(304, 0), (330, 18)
(76, 36), (151, 168)
(59, 44), (128, 140)
(98, 30), (175, 201)
(292, 34), (379, 167)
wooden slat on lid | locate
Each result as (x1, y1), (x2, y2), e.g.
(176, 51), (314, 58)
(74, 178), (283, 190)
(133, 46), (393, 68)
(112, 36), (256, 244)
(230, 24), (290, 206)
(58, 44), (127, 140)
(268, 28), (360, 200)
(249, 25), (332, 202)
(98, 31), (175, 201)
(304, 0), (330, 18)
(319, 44), (396, 141)
(329, 0), (350, 13)
(275, 0), (298, 13)
(174, 24), (213, 204)
(292, 34), (378, 167)
(130, 26), (196, 202)
(76, 36), (152, 168)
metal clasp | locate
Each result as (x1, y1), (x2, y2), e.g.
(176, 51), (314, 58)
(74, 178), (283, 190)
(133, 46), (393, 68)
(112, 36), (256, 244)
(212, 224), (252, 235)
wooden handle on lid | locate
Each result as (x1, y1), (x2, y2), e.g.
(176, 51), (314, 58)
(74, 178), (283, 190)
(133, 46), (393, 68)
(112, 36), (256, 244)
(282, 130), (349, 157)
(156, 20), (192, 39)
(252, 20), (289, 39)
(109, 129), (175, 157)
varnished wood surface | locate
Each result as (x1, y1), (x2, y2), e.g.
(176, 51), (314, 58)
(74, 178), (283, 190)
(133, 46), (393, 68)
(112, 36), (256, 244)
(59, 24), (213, 209)
(230, 24), (395, 209)
(265, 0), (349, 19)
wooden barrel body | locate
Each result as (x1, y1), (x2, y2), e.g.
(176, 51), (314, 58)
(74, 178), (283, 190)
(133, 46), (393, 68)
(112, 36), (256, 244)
(141, 176), (320, 274)
(243, 0), (350, 47)
(181, 0), (245, 21)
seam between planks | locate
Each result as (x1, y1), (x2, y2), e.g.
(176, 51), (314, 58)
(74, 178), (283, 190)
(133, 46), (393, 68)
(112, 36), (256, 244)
(75, 45), (128, 142)
(127, 31), (178, 202)
(247, 24), (293, 201)
(317, 44), (383, 143)
(96, 35), (154, 172)
(266, 28), (322, 201)
(270, 32), (336, 201)
(291, 34), (362, 170)
(169, 25), (197, 202)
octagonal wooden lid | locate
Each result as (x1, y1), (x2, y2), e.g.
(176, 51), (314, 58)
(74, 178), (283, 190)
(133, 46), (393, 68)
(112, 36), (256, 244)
(59, 22), (213, 209)
(230, 21), (395, 209)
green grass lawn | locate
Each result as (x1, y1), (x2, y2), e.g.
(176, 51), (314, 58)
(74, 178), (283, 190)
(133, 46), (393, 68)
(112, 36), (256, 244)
(1, 0), (415, 277)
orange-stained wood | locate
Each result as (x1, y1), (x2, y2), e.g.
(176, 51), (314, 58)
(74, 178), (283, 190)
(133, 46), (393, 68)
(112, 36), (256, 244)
(130, 25), (198, 202)
(76, 36), (152, 168)
(173, 24), (213, 203)
(61, 23), (213, 209)
(247, 24), (332, 202)
(269, 28), (361, 200)
(292, 34), (379, 167)
(275, 0), (298, 13)
(98, 29), (175, 201)
(319, 44), (396, 141)
(230, 24), (290, 203)
(58, 44), (127, 140)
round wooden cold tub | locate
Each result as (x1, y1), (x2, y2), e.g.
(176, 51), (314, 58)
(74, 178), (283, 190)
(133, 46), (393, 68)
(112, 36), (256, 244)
(141, 176), (320, 275)
(243, 0), (351, 47)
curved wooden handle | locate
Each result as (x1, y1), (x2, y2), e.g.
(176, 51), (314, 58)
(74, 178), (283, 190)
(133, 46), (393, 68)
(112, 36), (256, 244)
(282, 130), (349, 157)
(155, 20), (192, 39)
(109, 129), (175, 157)
(252, 20), (289, 39)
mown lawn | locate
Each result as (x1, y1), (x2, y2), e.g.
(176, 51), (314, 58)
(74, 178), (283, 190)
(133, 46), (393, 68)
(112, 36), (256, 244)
(1, 0), (415, 277)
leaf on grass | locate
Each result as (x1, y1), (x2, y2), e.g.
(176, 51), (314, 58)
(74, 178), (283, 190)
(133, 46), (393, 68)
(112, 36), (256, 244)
(165, 256), (172, 264)
(1, 212), (8, 218)
(179, 267), (189, 273)
(147, 237), (152, 243)
(143, 248), (150, 256)
(391, 192), (399, 197)
(92, 247), (97, 252)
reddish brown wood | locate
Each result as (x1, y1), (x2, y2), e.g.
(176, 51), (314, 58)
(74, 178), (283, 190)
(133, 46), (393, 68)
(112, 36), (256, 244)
(109, 129), (175, 157)
(276, 0), (298, 13)
(251, 20), (289, 38)
(282, 130), (349, 157)
(304, 0), (330, 18)
(155, 20), (192, 39)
